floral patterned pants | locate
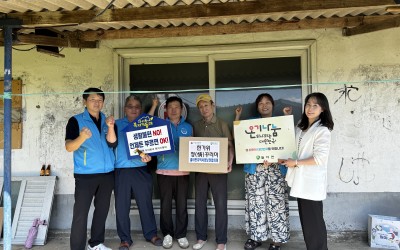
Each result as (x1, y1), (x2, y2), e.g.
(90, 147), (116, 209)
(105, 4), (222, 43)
(245, 164), (290, 243)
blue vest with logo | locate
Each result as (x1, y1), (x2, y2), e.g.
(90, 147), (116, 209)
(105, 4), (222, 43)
(73, 109), (115, 174)
(114, 117), (147, 169)
(157, 117), (193, 170)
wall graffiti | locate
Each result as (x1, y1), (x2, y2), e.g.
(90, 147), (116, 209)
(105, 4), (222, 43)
(329, 67), (400, 191)
(334, 84), (361, 104)
(338, 152), (375, 185)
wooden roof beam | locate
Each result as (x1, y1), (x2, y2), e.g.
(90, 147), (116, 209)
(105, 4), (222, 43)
(5, 0), (398, 28)
(343, 15), (400, 35)
(0, 33), (97, 48)
(76, 15), (396, 40)
(17, 34), (97, 48)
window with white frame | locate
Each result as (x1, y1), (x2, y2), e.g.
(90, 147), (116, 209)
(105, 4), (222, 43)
(115, 41), (315, 211)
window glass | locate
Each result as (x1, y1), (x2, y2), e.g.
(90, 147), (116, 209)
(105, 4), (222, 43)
(130, 63), (209, 199)
(129, 57), (303, 200)
(130, 63), (208, 91)
(215, 57), (302, 199)
(130, 63), (209, 124)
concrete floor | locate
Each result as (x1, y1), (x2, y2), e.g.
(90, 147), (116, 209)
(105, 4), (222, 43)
(6, 230), (387, 250)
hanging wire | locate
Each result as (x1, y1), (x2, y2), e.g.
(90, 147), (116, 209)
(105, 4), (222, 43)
(0, 78), (398, 98)
(91, 0), (116, 20)
(12, 46), (36, 51)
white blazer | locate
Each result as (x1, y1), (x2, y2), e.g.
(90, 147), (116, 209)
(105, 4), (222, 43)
(285, 120), (331, 201)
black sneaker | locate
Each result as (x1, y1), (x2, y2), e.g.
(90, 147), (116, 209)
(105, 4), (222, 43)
(118, 241), (131, 250)
(268, 244), (281, 250)
(147, 236), (162, 246)
(244, 239), (262, 250)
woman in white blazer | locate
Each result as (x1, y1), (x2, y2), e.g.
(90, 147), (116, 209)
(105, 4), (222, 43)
(282, 92), (334, 250)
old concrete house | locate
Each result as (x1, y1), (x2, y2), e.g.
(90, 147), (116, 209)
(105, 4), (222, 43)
(0, 0), (399, 236)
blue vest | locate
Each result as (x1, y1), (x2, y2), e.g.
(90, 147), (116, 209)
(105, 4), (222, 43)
(73, 109), (115, 174)
(157, 117), (193, 170)
(114, 117), (147, 169)
(243, 116), (260, 174)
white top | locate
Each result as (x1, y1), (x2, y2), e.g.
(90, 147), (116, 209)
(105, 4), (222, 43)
(285, 120), (331, 201)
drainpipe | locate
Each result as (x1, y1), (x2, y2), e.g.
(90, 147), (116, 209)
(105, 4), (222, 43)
(1, 18), (21, 250)
(3, 25), (13, 250)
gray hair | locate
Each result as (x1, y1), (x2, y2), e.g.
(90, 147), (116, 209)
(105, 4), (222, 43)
(124, 95), (142, 107)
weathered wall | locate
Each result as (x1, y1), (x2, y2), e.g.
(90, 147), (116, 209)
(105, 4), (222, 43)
(315, 30), (400, 193)
(0, 47), (115, 194)
(1, 27), (400, 231)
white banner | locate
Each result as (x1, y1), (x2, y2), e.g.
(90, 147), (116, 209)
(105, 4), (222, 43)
(234, 115), (296, 164)
(188, 140), (220, 164)
(125, 125), (172, 157)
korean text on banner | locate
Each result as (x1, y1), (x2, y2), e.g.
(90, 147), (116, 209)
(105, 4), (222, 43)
(188, 140), (220, 164)
(233, 115), (296, 164)
(179, 137), (228, 173)
(123, 114), (174, 159)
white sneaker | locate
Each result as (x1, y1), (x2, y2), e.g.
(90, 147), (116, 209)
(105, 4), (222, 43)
(216, 244), (226, 250)
(193, 240), (207, 250)
(177, 237), (189, 249)
(87, 243), (112, 250)
(163, 234), (173, 249)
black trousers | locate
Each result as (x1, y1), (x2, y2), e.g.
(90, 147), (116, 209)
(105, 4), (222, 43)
(114, 167), (158, 245)
(297, 198), (328, 250)
(195, 173), (228, 244)
(70, 172), (114, 250)
(157, 174), (189, 238)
